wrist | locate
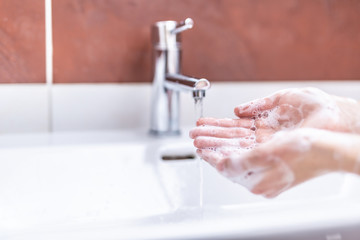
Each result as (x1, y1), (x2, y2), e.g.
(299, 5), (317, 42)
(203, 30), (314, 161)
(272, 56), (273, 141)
(315, 131), (360, 174)
(311, 134), (342, 174)
(291, 129), (343, 175)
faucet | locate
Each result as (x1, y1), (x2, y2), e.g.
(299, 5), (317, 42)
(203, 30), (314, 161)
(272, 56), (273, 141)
(149, 18), (210, 136)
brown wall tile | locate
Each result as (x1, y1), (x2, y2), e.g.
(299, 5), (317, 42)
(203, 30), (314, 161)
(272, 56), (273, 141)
(0, 0), (45, 83)
(53, 0), (360, 83)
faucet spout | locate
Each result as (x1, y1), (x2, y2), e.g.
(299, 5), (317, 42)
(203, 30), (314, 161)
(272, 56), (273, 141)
(165, 73), (210, 92)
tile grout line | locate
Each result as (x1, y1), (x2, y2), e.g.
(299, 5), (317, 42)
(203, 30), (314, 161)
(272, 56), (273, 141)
(45, 0), (53, 132)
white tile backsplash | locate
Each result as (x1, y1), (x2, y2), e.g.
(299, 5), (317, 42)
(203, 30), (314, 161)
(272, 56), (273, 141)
(52, 84), (152, 131)
(0, 85), (49, 133)
(0, 81), (360, 133)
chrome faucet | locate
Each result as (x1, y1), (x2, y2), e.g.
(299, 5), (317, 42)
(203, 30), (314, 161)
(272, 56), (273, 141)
(149, 18), (210, 136)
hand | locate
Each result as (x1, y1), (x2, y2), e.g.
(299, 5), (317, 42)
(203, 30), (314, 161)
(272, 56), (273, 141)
(191, 128), (343, 198)
(234, 88), (360, 142)
(190, 88), (360, 198)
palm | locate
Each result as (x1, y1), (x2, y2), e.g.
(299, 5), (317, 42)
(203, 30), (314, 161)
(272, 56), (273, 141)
(235, 88), (340, 142)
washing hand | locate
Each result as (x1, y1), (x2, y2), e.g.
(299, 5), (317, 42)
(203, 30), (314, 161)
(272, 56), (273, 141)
(193, 128), (360, 198)
(190, 88), (360, 198)
(234, 87), (360, 142)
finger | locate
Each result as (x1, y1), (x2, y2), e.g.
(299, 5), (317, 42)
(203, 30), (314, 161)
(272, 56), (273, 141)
(194, 136), (253, 149)
(197, 149), (234, 172)
(196, 117), (253, 128)
(189, 126), (253, 139)
(196, 149), (222, 168)
(216, 146), (255, 155)
(234, 97), (277, 117)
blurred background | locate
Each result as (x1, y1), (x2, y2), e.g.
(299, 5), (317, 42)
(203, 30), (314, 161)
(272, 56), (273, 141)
(1, 0), (360, 84)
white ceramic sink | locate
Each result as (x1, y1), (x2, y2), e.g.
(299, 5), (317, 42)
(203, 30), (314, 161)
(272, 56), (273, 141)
(1, 130), (360, 240)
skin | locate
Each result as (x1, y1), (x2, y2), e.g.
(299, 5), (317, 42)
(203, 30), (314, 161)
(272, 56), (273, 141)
(235, 87), (360, 142)
(190, 88), (360, 198)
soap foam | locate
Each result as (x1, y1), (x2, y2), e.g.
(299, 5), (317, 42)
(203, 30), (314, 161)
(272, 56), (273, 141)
(223, 153), (295, 196)
(289, 88), (341, 130)
(261, 161), (295, 198)
(230, 87), (347, 194)
(251, 88), (342, 132)
(270, 129), (313, 153)
(214, 128), (337, 196)
(260, 108), (281, 129)
(199, 88), (360, 196)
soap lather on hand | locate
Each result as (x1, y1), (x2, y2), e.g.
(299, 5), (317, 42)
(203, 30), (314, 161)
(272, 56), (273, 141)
(190, 88), (360, 198)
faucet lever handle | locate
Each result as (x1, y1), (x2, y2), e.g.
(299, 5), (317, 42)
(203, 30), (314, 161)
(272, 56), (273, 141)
(171, 18), (194, 34)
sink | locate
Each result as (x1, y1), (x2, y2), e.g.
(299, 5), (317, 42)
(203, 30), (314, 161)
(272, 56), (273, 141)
(1, 130), (360, 240)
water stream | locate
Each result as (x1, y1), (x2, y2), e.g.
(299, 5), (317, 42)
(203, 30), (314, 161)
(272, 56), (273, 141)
(194, 97), (204, 210)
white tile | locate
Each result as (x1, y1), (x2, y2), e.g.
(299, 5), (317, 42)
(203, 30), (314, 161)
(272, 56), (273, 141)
(0, 84), (49, 133)
(52, 84), (153, 132)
